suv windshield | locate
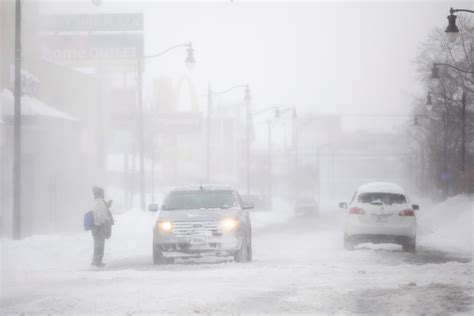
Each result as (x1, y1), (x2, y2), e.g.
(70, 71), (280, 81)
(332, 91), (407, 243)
(162, 190), (237, 210)
(358, 192), (407, 205)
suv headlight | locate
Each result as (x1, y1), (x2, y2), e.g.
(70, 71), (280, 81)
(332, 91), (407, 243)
(157, 221), (173, 233)
(221, 217), (240, 232)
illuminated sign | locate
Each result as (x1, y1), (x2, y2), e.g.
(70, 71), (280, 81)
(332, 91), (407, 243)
(41, 14), (143, 32)
(41, 33), (143, 61)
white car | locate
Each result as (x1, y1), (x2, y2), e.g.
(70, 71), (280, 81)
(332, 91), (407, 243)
(339, 182), (418, 252)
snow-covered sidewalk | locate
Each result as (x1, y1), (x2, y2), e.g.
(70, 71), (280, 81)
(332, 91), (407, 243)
(417, 195), (473, 254)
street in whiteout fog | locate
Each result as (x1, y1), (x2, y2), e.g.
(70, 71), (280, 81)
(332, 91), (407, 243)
(1, 0), (474, 315)
(1, 199), (473, 314)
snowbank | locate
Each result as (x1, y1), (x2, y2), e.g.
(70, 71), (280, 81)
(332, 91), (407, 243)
(0, 203), (291, 275)
(0, 209), (157, 272)
(418, 195), (473, 255)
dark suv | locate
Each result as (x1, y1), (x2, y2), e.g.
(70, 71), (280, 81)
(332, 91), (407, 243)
(149, 185), (253, 264)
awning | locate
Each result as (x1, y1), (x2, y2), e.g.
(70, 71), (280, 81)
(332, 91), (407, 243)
(1, 89), (78, 122)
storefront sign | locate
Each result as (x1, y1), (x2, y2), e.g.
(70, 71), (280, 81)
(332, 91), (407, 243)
(41, 13), (143, 32)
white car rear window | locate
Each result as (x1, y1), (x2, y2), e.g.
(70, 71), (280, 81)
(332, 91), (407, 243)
(358, 192), (407, 205)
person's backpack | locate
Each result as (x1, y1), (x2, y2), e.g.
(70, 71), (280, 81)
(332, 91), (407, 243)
(83, 211), (94, 231)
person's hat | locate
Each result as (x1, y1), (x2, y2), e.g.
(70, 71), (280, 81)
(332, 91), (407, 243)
(92, 186), (104, 197)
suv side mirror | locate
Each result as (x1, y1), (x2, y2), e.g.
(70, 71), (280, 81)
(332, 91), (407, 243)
(148, 203), (159, 212)
(412, 204), (420, 211)
(243, 201), (254, 210)
(339, 202), (347, 209)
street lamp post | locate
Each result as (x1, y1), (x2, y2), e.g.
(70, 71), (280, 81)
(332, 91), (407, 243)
(291, 115), (336, 202)
(280, 107), (297, 157)
(137, 42), (195, 211)
(316, 143), (333, 206)
(445, 7), (474, 42)
(461, 90), (467, 172)
(252, 106), (284, 205)
(205, 84), (250, 184)
(414, 136), (426, 198)
(275, 107), (297, 199)
(441, 5), (474, 174)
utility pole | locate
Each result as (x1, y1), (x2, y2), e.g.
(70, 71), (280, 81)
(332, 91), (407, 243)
(13, 0), (22, 239)
(293, 126), (298, 201)
(206, 81), (212, 183)
(267, 120), (272, 201)
(461, 90), (466, 172)
(420, 141), (425, 198)
(130, 138), (136, 208)
(151, 143), (155, 202)
(245, 92), (251, 196)
(443, 109), (449, 198)
(316, 145), (321, 203)
(123, 72), (129, 208)
(246, 108), (250, 195)
(137, 57), (146, 211)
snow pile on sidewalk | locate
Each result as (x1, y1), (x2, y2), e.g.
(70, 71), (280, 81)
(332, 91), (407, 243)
(418, 195), (473, 254)
(0, 209), (157, 275)
(0, 202), (290, 275)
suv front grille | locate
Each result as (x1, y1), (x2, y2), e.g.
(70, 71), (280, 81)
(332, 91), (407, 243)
(172, 221), (221, 237)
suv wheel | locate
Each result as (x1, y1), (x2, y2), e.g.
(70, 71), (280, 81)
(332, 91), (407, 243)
(402, 236), (416, 253)
(344, 234), (355, 250)
(234, 233), (251, 263)
(153, 245), (175, 265)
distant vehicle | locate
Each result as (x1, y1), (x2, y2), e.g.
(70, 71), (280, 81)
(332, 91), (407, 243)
(294, 198), (319, 217)
(241, 194), (272, 211)
(149, 185), (253, 264)
(339, 182), (418, 252)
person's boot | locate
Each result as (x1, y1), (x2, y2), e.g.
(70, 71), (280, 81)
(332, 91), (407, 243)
(91, 260), (106, 267)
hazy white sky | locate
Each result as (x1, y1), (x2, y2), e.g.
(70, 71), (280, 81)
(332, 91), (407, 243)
(38, 0), (473, 132)
(140, 1), (472, 114)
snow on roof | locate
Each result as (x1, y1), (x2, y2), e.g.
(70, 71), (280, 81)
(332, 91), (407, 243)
(171, 184), (234, 192)
(357, 182), (405, 195)
(1, 89), (77, 121)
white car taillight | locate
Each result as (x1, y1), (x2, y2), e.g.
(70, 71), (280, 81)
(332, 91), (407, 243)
(348, 207), (365, 215)
(399, 209), (415, 216)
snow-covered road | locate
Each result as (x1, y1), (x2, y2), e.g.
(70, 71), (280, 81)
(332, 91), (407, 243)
(1, 199), (473, 314)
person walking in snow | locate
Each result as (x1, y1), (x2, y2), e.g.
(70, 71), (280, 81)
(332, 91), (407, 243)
(91, 186), (114, 267)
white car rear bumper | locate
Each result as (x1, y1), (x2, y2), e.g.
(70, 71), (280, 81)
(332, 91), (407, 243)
(345, 215), (416, 238)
